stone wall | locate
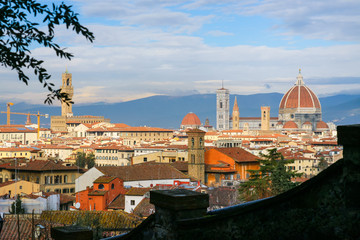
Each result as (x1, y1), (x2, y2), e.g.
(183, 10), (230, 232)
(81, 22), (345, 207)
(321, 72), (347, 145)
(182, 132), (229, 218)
(109, 125), (360, 240)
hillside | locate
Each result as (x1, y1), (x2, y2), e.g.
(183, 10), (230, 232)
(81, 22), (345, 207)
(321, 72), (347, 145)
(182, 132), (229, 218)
(1, 93), (359, 129)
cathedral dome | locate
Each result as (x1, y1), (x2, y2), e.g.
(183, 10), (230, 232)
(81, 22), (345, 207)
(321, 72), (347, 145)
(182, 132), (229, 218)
(181, 112), (201, 129)
(278, 70), (322, 129)
(279, 72), (321, 110)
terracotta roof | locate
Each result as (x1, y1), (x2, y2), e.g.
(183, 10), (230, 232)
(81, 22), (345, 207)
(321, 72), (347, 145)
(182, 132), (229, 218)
(40, 210), (141, 229)
(60, 194), (75, 205)
(93, 176), (117, 183)
(88, 190), (107, 196)
(133, 197), (154, 218)
(211, 147), (258, 163)
(0, 160), (83, 172)
(181, 112), (201, 126)
(0, 147), (40, 152)
(0, 180), (15, 187)
(97, 162), (190, 181)
(283, 121), (298, 129)
(126, 187), (152, 196)
(108, 194), (125, 210)
(316, 121), (329, 129)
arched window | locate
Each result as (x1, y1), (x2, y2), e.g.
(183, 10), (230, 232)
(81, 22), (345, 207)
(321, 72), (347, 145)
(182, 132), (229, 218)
(111, 183), (115, 189)
(66, 79), (70, 86)
(98, 184), (104, 190)
(199, 137), (203, 147)
(64, 175), (68, 183)
(191, 138), (194, 148)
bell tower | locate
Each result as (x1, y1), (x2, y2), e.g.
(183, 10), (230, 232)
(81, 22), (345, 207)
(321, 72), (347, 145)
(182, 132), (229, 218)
(232, 96), (239, 130)
(187, 128), (206, 183)
(261, 106), (270, 131)
(61, 70), (74, 117)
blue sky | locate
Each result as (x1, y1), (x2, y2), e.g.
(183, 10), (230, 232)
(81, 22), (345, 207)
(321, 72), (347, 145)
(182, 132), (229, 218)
(1, 0), (360, 104)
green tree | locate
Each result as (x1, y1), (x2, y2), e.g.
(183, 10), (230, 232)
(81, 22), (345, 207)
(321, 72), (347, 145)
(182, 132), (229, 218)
(76, 152), (95, 169)
(9, 195), (25, 214)
(317, 157), (329, 171)
(75, 152), (86, 168)
(239, 148), (302, 202)
(86, 153), (95, 169)
(0, 0), (94, 104)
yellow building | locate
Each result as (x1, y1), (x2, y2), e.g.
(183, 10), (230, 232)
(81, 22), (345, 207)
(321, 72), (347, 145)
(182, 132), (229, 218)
(0, 160), (84, 194)
(0, 147), (42, 160)
(94, 145), (134, 166)
(132, 150), (187, 165)
(0, 180), (40, 197)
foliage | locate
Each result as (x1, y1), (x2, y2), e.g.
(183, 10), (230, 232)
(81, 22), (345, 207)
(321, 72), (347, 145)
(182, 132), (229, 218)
(317, 157), (329, 171)
(76, 152), (95, 169)
(0, 0), (94, 104)
(9, 195), (25, 214)
(238, 148), (302, 201)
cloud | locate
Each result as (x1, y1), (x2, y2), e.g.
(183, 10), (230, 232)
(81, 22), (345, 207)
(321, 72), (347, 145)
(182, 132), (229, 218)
(207, 30), (234, 36)
(233, 0), (360, 42)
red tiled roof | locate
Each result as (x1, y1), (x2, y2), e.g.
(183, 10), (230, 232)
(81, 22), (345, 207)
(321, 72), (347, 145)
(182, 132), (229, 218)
(126, 187), (152, 196)
(212, 147), (258, 163)
(316, 121), (329, 129)
(97, 162), (190, 181)
(283, 121), (298, 129)
(0, 160), (83, 172)
(108, 194), (125, 210)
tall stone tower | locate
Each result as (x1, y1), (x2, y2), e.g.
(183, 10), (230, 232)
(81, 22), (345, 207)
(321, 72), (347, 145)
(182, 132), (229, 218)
(216, 87), (230, 131)
(187, 128), (206, 183)
(61, 71), (74, 117)
(232, 96), (239, 130)
(261, 106), (270, 131)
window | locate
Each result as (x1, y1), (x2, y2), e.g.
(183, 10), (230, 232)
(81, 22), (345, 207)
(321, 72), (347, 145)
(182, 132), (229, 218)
(220, 101), (223, 108)
(191, 138), (194, 148)
(64, 175), (68, 183)
(111, 183), (115, 189)
(143, 157), (147, 162)
(191, 154), (195, 163)
(130, 200), (135, 205)
(98, 184), (104, 190)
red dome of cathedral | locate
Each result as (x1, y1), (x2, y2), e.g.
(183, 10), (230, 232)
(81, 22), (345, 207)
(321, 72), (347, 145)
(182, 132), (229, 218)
(181, 112), (201, 129)
(283, 121), (298, 129)
(279, 71), (321, 110)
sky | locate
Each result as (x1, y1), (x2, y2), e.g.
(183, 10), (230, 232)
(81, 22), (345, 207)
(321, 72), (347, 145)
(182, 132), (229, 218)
(1, 0), (360, 105)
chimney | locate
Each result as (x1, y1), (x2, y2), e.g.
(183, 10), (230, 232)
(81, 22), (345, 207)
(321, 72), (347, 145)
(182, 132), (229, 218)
(150, 189), (209, 239)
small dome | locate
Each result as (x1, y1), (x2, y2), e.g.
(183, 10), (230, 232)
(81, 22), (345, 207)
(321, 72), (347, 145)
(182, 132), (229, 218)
(181, 112), (201, 128)
(316, 121), (329, 129)
(303, 121), (311, 125)
(283, 121), (298, 129)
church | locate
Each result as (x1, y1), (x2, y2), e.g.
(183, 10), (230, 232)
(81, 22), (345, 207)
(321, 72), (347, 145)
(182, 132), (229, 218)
(216, 70), (330, 133)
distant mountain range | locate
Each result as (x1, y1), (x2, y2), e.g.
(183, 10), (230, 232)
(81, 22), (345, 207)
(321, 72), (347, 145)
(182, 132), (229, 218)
(1, 93), (359, 129)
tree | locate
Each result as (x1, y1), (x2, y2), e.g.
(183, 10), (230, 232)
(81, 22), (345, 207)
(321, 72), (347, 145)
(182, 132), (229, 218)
(76, 152), (95, 169)
(9, 195), (25, 214)
(317, 157), (329, 171)
(0, 0), (94, 104)
(238, 148), (302, 202)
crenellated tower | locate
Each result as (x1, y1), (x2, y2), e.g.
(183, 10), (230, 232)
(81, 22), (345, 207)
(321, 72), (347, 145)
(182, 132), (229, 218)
(61, 70), (74, 117)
